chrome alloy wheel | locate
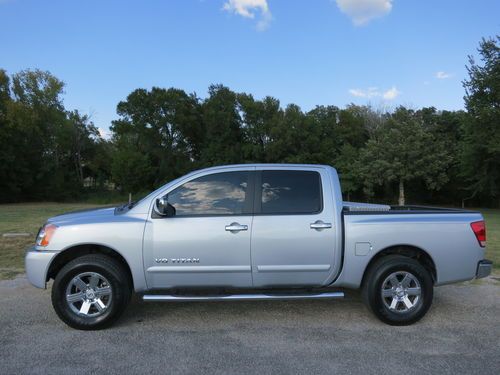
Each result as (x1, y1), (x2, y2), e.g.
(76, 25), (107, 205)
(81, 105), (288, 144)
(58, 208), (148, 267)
(65, 272), (112, 317)
(381, 271), (422, 313)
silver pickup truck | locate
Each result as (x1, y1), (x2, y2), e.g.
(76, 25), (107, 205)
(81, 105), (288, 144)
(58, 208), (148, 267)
(25, 164), (492, 330)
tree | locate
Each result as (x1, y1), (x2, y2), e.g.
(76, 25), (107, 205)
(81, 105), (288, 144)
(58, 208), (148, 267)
(66, 110), (101, 185)
(110, 87), (201, 192)
(461, 36), (500, 205)
(335, 144), (362, 201)
(238, 94), (281, 162)
(360, 107), (452, 205)
(0, 69), (107, 201)
(200, 85), (243, 165)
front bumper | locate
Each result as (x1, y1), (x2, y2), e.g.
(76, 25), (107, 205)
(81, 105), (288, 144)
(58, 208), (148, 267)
(25, 246), (58, 288)
(476, 259), (493, 279)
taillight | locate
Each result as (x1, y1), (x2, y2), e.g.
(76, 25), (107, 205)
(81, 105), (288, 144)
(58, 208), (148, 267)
(470, 221), (486, 247)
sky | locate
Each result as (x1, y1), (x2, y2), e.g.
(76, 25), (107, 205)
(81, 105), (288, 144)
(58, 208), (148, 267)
(1, 0), (499, 136)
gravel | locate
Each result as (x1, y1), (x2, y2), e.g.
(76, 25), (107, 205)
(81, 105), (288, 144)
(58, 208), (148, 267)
(1, 276), (499, 375)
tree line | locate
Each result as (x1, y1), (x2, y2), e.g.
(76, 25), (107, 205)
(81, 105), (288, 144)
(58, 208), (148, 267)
(0, 37), (498, 206)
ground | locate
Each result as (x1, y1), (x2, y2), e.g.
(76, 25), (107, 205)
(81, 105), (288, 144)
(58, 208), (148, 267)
(0, 275), (499, 374)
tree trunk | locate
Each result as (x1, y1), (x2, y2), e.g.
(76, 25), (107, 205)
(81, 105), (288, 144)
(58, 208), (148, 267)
(398, 180), (405, 206)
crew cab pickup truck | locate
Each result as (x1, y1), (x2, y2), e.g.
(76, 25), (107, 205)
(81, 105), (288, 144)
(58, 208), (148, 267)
(25, 164), (492, 330)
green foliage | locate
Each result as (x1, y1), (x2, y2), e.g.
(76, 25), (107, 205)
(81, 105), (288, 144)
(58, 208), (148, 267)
(0, 37), (498, 206)
(461, 36), (500, 205)
(0, 70), (107, 202)
(200, 84), (243, 165)
(359, 107), (452, 205)
(110, 86), (203, 192)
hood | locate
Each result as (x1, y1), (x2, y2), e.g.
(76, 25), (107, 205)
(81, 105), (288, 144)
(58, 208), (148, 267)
(47, 206), (116, 225)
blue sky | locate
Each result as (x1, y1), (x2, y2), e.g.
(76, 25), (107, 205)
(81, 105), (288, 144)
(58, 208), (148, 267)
(1, 0), (498, 135)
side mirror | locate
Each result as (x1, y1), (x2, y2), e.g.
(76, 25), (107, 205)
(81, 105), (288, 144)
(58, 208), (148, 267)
(154, 196), (176, 217)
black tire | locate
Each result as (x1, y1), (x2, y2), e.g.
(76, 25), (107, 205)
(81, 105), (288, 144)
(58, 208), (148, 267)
(51, 254), (131, 330)
(361, 255), (433, 326)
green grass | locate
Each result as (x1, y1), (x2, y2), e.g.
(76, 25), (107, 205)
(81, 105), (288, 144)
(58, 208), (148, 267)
(481, 209), (500, 271)
(0, 203), (110, 279)
(0, 203), (498, 280)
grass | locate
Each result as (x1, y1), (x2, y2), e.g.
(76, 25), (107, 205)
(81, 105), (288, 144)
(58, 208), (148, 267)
(0, 203), (110, 279)
(481, 209), (500, 271)
(0, 203), (498, 280)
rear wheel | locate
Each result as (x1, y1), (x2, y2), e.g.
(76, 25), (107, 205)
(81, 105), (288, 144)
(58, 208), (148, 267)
(51, 254), (131, 330)
(362, 255), (433, 325)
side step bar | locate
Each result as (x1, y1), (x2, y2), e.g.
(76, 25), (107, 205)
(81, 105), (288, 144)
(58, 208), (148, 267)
(142, 291), (344, 302)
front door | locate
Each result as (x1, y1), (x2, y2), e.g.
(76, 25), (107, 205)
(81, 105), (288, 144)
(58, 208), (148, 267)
(251, 168), (337, 287)
(143, 169), (254, 289)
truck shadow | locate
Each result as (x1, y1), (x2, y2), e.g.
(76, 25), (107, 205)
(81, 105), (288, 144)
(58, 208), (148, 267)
(116, 289), (380, 329)
(115, 285), (481, 331)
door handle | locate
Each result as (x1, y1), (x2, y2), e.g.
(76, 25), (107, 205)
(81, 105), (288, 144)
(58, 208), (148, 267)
(310, 221), (332, 230)
(225, 222), (248, 233)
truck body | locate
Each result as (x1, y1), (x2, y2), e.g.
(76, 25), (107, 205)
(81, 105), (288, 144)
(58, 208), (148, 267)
(25, 164), (492, 329)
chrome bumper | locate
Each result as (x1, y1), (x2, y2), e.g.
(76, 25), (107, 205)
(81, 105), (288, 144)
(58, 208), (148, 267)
(476, 259), (492, 279)
(25, 246), (58, 288)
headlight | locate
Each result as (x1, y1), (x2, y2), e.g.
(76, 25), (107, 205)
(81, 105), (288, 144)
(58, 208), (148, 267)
(36, 224), (58, 247)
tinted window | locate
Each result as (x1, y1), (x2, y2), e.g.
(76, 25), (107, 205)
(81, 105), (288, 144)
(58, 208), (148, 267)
(167, 172), (250, 216)
(260, 170), (322, 214)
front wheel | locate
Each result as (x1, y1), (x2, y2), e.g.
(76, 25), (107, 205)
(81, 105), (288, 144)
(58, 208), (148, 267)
(51, 254), (131, 330)
(362, 255), (433, 325)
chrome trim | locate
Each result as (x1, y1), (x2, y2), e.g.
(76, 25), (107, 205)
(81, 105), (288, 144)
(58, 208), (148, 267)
(147, 265), (251, 273)
(142, 291), (344, 302)
(65, 272), (113, 317)
(225, 222), (248, 232)
(381, 271), (422, 313)
(310, 220), (332, 230)
(256, 264), (331, 272)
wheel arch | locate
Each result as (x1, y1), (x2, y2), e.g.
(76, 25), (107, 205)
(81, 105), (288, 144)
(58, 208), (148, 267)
(362, 245), (437, 287)
(47, 244), (134, 289)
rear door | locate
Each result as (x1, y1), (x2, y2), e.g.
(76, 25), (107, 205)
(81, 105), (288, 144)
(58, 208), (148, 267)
(250, 167), (337, 287)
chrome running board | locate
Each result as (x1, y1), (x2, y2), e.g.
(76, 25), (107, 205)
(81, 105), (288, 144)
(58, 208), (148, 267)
(142, 291), (344, 302)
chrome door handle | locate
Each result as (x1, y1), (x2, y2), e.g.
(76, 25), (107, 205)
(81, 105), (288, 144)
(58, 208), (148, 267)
(310, 221), (332, 230)
(225, 222), (248, 232)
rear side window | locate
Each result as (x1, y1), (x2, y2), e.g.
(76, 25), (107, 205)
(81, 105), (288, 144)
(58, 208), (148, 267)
(260, 170), (322, 214)
(167, 172), (250, 216)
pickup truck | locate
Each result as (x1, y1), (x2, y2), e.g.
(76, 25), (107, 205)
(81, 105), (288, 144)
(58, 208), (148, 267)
(25, 164), (492, 330)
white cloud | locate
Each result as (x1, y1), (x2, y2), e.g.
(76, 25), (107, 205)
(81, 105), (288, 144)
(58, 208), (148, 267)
(349, 87), (379, 98)
(223, 0), (272, 31)
(98, 127), (111, 140)
(335, 0), (393, 26)
(435, 71), (452, 79)
(349, 86), (400, 100)
(382, 86), (400, 100)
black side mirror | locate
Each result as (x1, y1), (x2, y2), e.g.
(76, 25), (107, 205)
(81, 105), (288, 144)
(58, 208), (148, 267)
(154, 197), (176, 217)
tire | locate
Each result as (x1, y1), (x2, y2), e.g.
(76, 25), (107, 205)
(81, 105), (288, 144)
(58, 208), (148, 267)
(51, 254), (131, 330)
(361, 255), (433, 326)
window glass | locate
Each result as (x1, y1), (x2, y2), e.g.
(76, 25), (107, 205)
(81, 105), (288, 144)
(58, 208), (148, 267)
(167, 172), (249, 216)
(261, 170), (321, 214)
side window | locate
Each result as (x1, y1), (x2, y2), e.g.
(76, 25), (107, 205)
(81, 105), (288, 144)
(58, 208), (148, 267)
(260, 170), (322, 214)
(167, 172), (250, 216)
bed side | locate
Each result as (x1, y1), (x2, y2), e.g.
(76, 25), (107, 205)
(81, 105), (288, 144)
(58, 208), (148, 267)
(333, 211), (486, 288)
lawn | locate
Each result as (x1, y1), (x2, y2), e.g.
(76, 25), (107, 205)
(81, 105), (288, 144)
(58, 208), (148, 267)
(480, 209), (500, 271)
(0, 203), (498, 280)
(0, 203), (109, 279)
